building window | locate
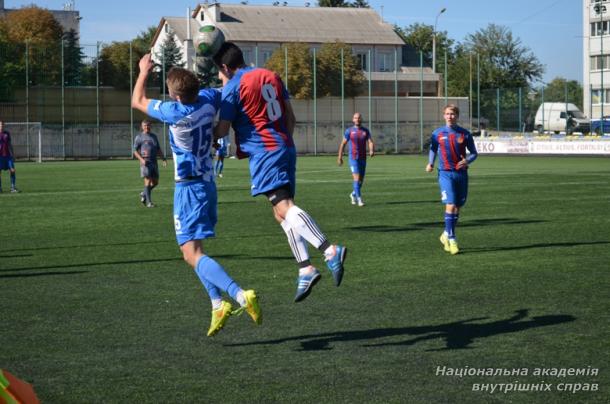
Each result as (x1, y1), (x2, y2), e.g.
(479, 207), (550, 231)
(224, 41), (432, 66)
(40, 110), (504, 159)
(261, 50), (273, 65)
(591, 88), (610, 104)
(164, 24), (169, 33)
(378, 52), (393, 72)
(356, 53), (367, 71)
(590, 54), (610, 70)
(200, 11), (204, 21)
(591, 21), (609, 36)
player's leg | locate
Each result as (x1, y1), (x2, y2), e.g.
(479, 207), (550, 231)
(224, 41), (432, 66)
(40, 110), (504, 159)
(175, 181), (261, 334)
(356, 160), (366, 206)
(8, 159), (18, 192)
(349, 159), (361, 204)
(217, 155), (225, 177)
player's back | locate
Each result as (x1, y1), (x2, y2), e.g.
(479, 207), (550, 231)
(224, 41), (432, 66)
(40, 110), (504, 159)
(148, 89), (220, 181)
(221, 67), (294, 158)
(432, 125), (471, 171)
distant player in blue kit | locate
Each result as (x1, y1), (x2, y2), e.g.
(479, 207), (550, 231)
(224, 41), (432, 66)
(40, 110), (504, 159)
(426, 104), (478, 255)
(0, 121), (20, 193)
(213, 42), (347, 303)
(214, 135), (229, 178)
(337, 112), (374, 206)
(131, 53), (261, 336)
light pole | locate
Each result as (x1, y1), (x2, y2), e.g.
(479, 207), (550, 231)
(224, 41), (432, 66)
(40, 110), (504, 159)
(432, 7), (446, 74)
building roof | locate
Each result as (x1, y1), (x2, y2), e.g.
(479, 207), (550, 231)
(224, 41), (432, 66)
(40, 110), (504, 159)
(164, 3), (404, 46)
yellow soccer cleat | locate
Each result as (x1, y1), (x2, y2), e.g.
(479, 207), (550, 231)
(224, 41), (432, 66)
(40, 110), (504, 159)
(439, 232), (450, 252)
(207, 301), (232, 337)
(243, 289), (262, 325)
(449, 239), (459, 255)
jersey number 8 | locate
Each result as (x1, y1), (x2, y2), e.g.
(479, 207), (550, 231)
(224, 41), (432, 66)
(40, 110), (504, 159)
(261, 83), (282, 121)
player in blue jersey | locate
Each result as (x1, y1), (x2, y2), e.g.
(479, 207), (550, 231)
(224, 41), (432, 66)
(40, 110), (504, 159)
(337, 112), (374, 207)
(214, 135), (229, 178)
(131, 53), (261, 336)
(0, 121), (19, 193)
(212, 42), (347, 303)
(426, 104), (478, 255)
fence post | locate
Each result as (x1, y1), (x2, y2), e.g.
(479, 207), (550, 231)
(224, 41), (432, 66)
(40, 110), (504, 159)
(469, 53), (473, 130)
(341, 47), (345, 133)
(313, 47), (317, 156)
(394, 47), (398, 153)
(477, 53), (480, 131)
(96, 41), (100, 158)
(61, 39), (66, 160)
(368, 49), (371, 130)
(496, 88), (500, 132)
(130, 41), (134, 157)
(518, 87), (522, 133)
(25, 41), (30, 161)
(419, 51), (424, 153)
(444, 50), (448, 105)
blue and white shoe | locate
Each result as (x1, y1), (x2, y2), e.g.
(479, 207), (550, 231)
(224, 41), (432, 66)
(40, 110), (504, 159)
(325, 245), (347, 287)
(294, 268), (321, 302)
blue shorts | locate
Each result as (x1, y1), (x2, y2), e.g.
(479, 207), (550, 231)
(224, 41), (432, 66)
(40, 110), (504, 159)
(438, 170), (468, 207)
(0, 157), (15, 171)
(349, 158), (367, 179)
(248, 146), (296, 197)
(216, 146), (227, 157)
(173, 180), (217, 245)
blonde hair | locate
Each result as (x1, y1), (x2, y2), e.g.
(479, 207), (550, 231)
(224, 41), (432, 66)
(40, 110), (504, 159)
(444, 104), (460, 116)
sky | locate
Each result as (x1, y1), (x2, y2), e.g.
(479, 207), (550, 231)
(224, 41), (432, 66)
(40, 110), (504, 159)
(4, 0), (583, 84)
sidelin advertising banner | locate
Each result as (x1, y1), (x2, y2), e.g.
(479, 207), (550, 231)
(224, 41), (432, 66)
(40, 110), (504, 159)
(474, 139), (610, 155)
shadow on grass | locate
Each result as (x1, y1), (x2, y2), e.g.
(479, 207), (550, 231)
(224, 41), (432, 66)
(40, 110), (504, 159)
(348, 218), (547, 233)
(226, 309), (575, 351)
(0, 270), (87, 278)
(385, 200), (438, 205)
(0, 257), (184, 272)
(464, 240), (610, 254)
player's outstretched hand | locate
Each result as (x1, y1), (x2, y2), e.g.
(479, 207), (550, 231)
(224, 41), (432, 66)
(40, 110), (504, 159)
(139, 54), (154, 74)
(425, 163), (434, 172)
(337, 156), (343, 166)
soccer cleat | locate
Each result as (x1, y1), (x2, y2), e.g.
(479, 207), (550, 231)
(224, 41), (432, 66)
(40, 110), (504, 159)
(207, 301), (232, 337)
(439, 232), (450, 252)
(218, 173), (223, 178)
(449, 239), (459, 255)
(10, 188), (20, 193)
(140, 192), (146, 205)
(325, 245), (346, 287)
(242, 289), (262, 325)
(349, 192), (356, 205)
(357, 197), (365, 207)
(146, 202), (156, 208)
(294, 268), (321, 302)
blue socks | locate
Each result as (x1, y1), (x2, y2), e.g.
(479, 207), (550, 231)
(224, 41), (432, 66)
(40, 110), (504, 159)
(10, 173), (15, 188)
(352, 180), (361, 198)
(444, 213), (458, 239)
(195, 256), (241, 301)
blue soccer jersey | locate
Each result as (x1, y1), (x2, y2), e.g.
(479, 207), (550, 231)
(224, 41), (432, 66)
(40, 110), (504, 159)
(147, 89), (221, 182)
(344, 126), (371, 161)
(219, 66), (294, 159)
(429, 125), (478, 171)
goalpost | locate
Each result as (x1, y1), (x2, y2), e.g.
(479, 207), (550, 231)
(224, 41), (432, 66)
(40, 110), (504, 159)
(4, 122), (43, 163)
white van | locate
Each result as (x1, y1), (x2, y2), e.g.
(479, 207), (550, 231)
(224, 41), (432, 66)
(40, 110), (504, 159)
(534, 103), (589, 134)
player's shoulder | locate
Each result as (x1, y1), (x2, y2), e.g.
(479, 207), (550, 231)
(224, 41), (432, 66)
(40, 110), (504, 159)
(455, 125), (472, 136)
(198, 87), (221, 106)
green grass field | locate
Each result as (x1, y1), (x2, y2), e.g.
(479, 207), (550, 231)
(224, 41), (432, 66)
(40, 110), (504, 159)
(1, 155), (608, 403)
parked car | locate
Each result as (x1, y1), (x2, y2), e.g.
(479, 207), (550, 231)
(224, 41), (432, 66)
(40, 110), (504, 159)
(534, 103), (590, 134)
(590, 116), (610, 135)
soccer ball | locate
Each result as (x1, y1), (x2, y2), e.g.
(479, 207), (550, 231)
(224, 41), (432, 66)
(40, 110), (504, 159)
(195, 25), (225, 57)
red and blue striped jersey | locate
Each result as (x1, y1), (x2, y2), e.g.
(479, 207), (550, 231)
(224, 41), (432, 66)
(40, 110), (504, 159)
(344, 126), (371, 160)
(0, 131), (12, 157)
(219, 67), (294, 159)
(429, 125), (478, 171)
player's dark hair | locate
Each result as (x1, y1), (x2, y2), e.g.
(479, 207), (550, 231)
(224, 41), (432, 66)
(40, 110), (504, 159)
(444, 104), (460, 116)
(213, 42), (245, 69)
(141, 119), (151, 125)
(166, 67), (200, 104)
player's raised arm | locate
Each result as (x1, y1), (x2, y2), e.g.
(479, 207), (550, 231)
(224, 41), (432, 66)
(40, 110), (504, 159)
(284, 99), (296, 135)
(131, 54), (155, 113)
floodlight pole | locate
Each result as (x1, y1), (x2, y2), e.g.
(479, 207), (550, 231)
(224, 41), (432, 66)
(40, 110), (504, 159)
(432, 7), (446, 74)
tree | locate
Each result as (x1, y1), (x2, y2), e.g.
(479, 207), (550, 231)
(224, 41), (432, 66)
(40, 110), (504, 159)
(1, 6), (64, 86)
(132, 26), (157, 56)
(542, 78), (583, 110)
(462, 24), (543, 90)
(62, 29), (85, 86)
(196, 57), (221, 88)
(318, 0), (349, 6)
(349, 0), (370, 7)
(155, 31), (184, 73)
(265, 43), (312, 99)
(98, 41), (132, 89)
(316, 42), (365, 97)
(396, 22), (453, 70)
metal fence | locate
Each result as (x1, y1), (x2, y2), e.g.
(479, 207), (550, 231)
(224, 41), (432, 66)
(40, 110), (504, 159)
(0, 40), (583, 160)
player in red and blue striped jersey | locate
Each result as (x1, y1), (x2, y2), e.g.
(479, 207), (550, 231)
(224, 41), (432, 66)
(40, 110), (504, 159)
(426, 104), (478, 255)
(213, 42), (346, 303)
(337, 112), (374, 206)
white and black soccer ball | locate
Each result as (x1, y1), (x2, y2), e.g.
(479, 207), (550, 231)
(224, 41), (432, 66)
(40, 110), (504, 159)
(195, 25), (225, 57)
